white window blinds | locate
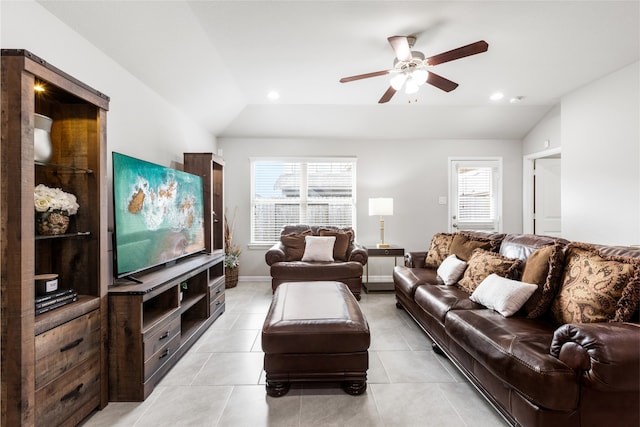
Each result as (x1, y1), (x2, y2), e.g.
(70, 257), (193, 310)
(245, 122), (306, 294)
(251, 158), (356, 244)
(450, 159), (502, 232)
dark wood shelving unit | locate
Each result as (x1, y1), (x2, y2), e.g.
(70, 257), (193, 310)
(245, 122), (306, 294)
(1, 49), (110, 427)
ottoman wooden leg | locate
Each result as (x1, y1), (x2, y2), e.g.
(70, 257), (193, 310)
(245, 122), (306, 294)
(266, 380), (290, 397)
(342, 380), (367, 395)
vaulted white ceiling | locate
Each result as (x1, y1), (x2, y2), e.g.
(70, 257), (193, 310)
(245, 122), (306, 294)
(39, 1), (639, 140)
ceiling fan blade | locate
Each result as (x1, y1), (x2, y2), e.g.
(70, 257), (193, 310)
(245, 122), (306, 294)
(426, 72), (459, 92)
(388, 36), (413, 62)
(426, 40), (489, 66)
(339, 69), (390, 83)
(378, 86), (397, 104)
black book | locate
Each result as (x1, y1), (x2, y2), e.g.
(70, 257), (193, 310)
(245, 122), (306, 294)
(35, 296), (79, 315)
(35, 291), (78, 310)
(35, 288), (75, 304)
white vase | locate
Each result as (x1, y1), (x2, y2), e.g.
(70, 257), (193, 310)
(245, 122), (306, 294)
(34, 113), (52, 162)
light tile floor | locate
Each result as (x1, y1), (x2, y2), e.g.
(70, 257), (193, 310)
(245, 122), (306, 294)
(83, 280), (508, 426)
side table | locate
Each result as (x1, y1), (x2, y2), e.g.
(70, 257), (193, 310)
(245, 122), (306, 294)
(363, 245), (405, 292)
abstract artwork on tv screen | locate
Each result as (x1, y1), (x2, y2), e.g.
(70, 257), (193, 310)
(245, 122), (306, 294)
(112, 152), (205, 277)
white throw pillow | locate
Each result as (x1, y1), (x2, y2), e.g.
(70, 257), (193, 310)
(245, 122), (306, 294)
(470, 273), (538, 317)
(301, 236), (336, 262)
(436, 254), (468, 286)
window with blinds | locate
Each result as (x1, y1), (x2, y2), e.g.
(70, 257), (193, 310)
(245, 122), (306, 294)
(450, 159), (502, 232)
(251, 158), (357, 244)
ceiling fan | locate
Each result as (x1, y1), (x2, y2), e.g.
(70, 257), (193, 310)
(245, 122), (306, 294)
(339, 36), (489, 103)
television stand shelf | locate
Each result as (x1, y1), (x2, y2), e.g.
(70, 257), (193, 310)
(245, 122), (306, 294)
(108, 252), (225, 401)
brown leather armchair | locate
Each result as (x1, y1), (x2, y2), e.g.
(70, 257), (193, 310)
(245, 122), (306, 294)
(265, 225), (368, 300)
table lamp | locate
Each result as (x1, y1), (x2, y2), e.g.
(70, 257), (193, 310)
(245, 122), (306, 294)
(369, 198), (394, 248)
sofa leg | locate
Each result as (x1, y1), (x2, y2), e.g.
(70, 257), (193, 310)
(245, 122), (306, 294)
(266, 381), (290, 397)
(432, 342), (446, 357)
(396, 301), (404, 310)
(342, 380), (367, 395)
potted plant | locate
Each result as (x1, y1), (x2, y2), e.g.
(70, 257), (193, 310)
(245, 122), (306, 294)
(224, 206), (241, 288)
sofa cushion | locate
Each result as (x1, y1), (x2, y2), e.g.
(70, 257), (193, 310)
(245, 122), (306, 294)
(551, 243), (640, 324)
(271, 261), (363, 281)
(415, 284), (483, 324)
(424, 233), (454, 268)
(393, 266), (439, 299)
(449, 232), (499, 261)
(498, 233), (564, 261)
(457, 249), (522, 294)
(470, 274), (538, 317)
(281, 230), (312, 261)
(445, 309), (579, 411)
(521, 244), (566, 318)
(319, 228), (353, 261)
(301, 236), (336, 262)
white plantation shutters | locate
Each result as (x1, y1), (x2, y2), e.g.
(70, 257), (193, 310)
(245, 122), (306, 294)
(450, 159), (502, 232)
(251, 158), (356, 244)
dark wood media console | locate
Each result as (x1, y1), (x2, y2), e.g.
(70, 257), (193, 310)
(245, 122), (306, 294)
(108, 252), (225, 401)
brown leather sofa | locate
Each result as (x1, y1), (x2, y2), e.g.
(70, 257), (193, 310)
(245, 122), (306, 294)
(394, 232), (640, 427)
(265, 225), (368, 300)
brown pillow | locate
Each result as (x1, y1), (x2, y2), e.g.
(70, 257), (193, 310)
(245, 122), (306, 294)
(319, 228), (353, 261)
(551, 243), (640, 324)
(521, 244), (566, 318)
(281, 230), (312, 261)
(449, 233), (496, 262)
(457, 248), (522, 294)
(424, 233), (454, 268)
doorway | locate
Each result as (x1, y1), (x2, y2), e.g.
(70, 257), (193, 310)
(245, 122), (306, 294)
(523, 148), (561, 235)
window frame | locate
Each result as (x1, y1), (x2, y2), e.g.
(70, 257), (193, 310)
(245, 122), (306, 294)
(448, 157), (503, 233)
(250, 156), (357, 246)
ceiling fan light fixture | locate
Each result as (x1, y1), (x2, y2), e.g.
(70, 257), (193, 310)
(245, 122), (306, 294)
(390, 73), (407, 90)
(405, 78), (420, 94)
(411, 68), (428, 86)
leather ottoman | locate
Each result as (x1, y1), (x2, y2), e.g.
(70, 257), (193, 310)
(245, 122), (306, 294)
(262, 281), (370, 397)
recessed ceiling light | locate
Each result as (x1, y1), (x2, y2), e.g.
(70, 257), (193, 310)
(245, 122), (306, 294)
(490, 92), (504, 101)
(267, 90), (280, 100)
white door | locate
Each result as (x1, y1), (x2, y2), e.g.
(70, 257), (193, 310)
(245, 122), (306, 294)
(534, 158), (561, 236)
(449, 159), (502, 233)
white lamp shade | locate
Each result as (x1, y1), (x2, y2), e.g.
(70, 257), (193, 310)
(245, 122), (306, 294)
(369, 198), (394, 216)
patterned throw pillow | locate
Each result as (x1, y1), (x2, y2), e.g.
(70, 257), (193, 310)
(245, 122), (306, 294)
(319, 228), (354, 261)
(551, 243), (640, 324)
(449, 232), (498, 262)
(521, 244), (566, 318)
(424, 233), (454, 268)
(281, 230), (312, 261)
(457, 248), (522, 294)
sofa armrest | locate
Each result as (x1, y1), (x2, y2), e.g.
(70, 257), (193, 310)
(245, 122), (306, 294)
(265, 242), (286, 266)
(348, 242), (368, 265)
(405, 251), (428, 268)
(550, 322), (640, 391)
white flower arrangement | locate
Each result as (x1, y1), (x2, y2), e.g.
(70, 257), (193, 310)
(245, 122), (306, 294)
(34, 184), (79, 216)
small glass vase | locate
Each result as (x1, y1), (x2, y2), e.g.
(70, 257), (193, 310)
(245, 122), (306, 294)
(34, 113), (53, 162)
(36, 210), (70, 235)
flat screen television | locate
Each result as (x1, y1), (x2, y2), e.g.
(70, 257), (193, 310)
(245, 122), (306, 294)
(112, 152), (206, 279)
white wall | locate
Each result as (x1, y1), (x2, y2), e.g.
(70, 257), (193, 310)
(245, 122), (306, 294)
(523, 105), (561, 155)
(561, 61), (640, 245)
(219, 137), (523, 278)
(2, 0), (217, 282)
(1, 0), (217, 168)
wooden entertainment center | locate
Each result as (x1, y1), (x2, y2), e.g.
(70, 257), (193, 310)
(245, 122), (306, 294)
(1, 47), (228, 425)
(108, 152), (226, 401)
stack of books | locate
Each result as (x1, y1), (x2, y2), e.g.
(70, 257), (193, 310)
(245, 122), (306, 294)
(35, 289), (78, 315)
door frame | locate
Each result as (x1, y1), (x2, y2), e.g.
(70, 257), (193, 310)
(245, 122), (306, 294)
(522, 147), (561, 234)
